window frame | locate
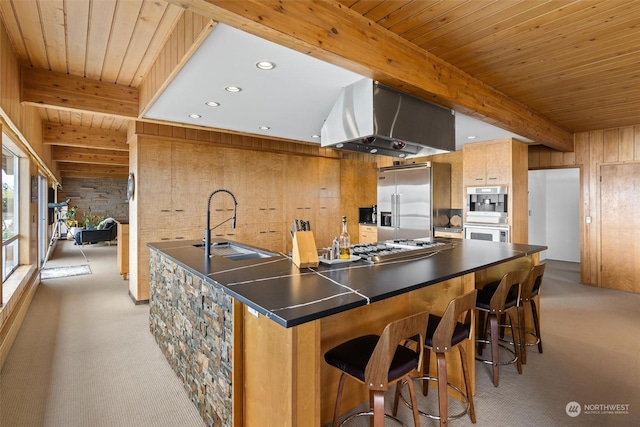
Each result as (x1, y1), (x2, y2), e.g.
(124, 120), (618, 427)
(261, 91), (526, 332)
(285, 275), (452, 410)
(2, 142), (21, 282)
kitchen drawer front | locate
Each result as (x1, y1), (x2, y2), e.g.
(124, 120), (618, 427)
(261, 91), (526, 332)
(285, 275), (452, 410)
(434, 230), (463, 239)
(359, 224), (378, 244)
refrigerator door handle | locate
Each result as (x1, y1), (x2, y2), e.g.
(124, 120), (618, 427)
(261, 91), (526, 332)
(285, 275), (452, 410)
(390, 193), (395, 228)
(395, 193), (400, 229)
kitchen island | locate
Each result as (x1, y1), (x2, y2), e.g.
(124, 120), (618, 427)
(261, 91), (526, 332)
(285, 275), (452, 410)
(148, 238), (544, 426)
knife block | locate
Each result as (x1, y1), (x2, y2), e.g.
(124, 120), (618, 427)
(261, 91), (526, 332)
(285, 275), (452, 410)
(292, 231), (319, 268)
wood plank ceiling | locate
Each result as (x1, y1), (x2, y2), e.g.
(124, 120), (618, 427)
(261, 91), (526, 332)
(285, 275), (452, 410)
(1, 0), (639, 179)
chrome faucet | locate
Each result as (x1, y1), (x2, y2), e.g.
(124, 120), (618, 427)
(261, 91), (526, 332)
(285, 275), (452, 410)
(204, 189), (238, 259)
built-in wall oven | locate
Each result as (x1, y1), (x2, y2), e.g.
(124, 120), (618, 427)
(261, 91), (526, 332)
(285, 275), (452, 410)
(464, 224), (510, 243)
(466, 186), (508, 224)
(465, 186), (510, 242)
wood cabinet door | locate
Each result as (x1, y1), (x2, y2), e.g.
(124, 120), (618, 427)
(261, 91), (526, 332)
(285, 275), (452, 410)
(463, 143), (488, 186)
(285, 155), (318, 222)
(318, 158), (340, 198)
(138, 139), (172, 230)
(485, 141), (511, 185)
(600, 163), (640, 293)
(316, 197), (340, 248)
(463, 140), (512, 186)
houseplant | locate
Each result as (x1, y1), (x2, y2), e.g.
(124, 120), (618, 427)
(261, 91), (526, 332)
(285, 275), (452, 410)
(65, 205), (83, 240)
(82, 207), (105, 230)
(65, 205), (78, 227)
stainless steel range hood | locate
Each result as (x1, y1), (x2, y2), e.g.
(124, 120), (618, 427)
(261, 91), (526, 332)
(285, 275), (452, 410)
(321, 79), (455, 157)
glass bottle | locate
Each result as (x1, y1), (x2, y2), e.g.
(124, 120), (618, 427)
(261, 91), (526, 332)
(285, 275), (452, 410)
(339, 216), (350, 259)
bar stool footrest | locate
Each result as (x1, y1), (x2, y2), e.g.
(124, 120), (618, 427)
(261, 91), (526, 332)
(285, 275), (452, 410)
(339, 411), (407, 427)
(397, 376), (470, 421)
(498, 329), (541, 347)
(475, 338), (518, 366)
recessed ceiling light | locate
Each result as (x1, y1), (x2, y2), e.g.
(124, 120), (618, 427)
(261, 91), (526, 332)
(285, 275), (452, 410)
(467, 135), (477, 140)
(398, 153), (406, 158)
(256, 61), (275, 70)
(311, 134), (320, 139)
(188, 114), (201, 119)
(370, 148), (378, 154)
(225, 86), (242, 93)
(205, 101), (220, 107)
(336, 143), (344, 148)
(259, 126), (270, 130)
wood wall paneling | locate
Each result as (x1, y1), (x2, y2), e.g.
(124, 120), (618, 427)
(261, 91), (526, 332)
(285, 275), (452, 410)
(528, 125), (640, 292)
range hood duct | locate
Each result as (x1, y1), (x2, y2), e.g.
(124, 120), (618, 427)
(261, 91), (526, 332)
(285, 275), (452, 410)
(321, 79), (455, 158)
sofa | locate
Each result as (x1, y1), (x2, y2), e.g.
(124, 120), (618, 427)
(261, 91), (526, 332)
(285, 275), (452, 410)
(74, 219), (117, 246)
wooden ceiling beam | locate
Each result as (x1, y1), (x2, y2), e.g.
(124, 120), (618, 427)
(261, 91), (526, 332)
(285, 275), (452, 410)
(22, 67), (139, 118)
(56, 162), (129, 179)
(52, 146), (129, 166)
(170, 0), (573, 151)
(43, 122), (128, 151)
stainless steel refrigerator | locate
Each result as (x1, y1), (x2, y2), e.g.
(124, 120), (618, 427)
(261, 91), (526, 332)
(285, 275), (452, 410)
(377, 162), (450, 241)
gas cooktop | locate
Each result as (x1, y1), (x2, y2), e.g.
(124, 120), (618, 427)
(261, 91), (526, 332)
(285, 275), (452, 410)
(350, 239), (454, 264)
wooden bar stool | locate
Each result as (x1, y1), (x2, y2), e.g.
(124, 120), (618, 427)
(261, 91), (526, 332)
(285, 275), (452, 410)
(393, 290), (478, 427)
(475, 270), (524, 387)
(518, 263), (546, 364)
(324, 311), (429, 427)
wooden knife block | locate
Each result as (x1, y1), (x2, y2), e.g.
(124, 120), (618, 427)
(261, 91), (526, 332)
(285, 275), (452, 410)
(292, 231), (319, 268)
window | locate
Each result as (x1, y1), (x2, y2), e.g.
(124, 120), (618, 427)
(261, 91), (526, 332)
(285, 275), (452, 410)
(2, 146), (19, 281)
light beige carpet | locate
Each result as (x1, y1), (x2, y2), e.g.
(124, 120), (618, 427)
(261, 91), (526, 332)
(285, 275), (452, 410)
(0, 240), (205, 427)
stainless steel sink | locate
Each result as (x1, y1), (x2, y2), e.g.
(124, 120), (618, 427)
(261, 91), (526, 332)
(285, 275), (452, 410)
(195, 241), (278, 261)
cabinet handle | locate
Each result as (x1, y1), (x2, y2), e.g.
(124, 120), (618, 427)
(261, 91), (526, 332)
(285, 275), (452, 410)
(160, 237), (170, 240)
(488, 177), (497, 180)
(320, 187), (327, 190)
(175, 236), (184, 240)
(475, 178), (483, 181)
(269, 208), (276, 211)
(259, 208), (267, 211)
(175, 209), (184, 212)
(161, 209), (170, 212)
(260, 231), (267, 234)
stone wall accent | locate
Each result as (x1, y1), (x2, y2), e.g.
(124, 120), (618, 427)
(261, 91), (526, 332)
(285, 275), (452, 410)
(149, 249), (233, 427)
(59, 177), (128, 222)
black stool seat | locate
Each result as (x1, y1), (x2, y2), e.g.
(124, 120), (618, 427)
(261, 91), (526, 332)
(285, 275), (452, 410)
(425, 313), (470, 347)
(324, 334), (420, 383)
(476, 286), (519, 311)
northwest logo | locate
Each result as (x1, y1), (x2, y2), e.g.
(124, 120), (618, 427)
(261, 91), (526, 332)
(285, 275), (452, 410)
(566, 401), (581, 417)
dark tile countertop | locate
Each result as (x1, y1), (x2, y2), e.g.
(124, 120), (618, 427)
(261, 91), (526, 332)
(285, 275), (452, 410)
(148, 238), (545, 328)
